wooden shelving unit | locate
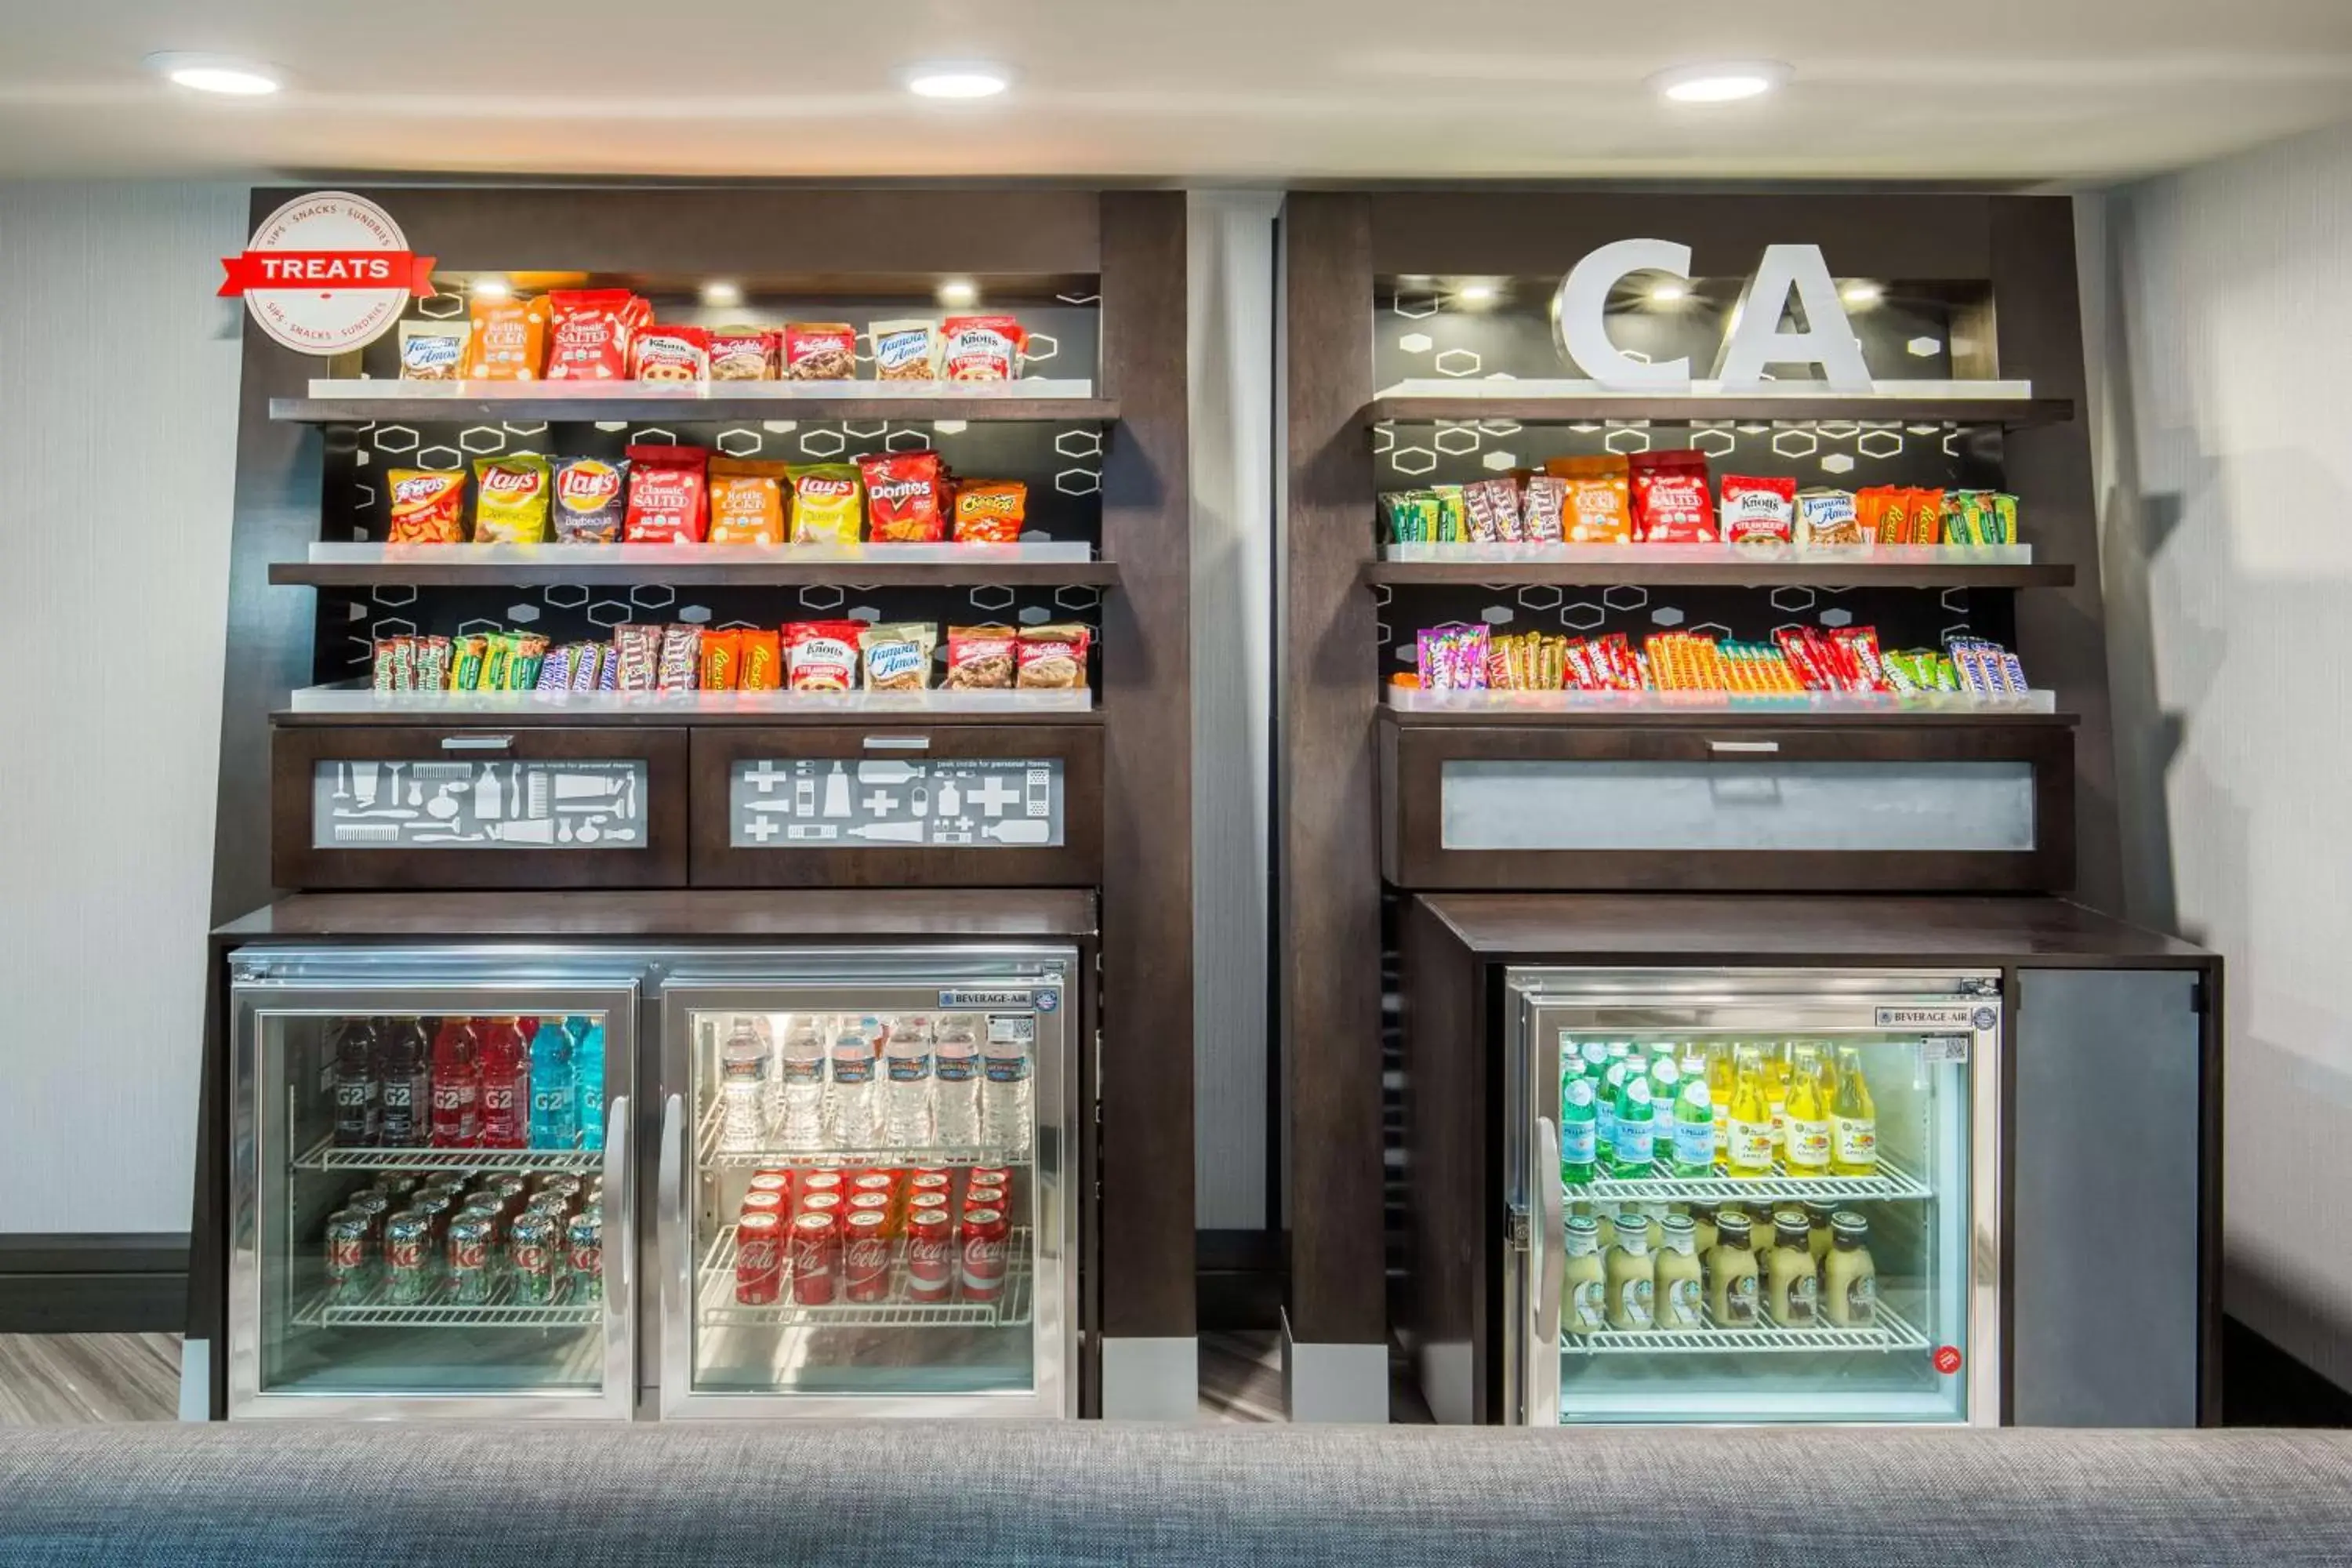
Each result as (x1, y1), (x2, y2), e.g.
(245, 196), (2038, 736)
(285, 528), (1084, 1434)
(272, 392), (1120, 426)
(1363, 394), (2076, 427)
(1362, 558), (2073, 590)
(271, 559), (1120, 589)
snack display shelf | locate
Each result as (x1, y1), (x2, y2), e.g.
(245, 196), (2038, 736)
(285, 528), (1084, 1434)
(1363, 379), (2074, 429)
(294, 1276), (604, 1330)
(279, 683), (1099, 724)
(1560, 1301), (1929, 1357)
(1366, 547), (2068, 591)
(696, 1098), (1028, 1172)
(276, 543), (1116, 590)
(1384, 688), (2059, 718)
(290, 1137), (604, 1175)
(1566, 1156), (1933, 1207)
(274, 380), (1112, 426)
(696, 1222), (1034, 1330)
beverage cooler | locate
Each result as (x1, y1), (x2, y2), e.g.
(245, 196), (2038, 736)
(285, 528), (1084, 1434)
(226, 942), (1076, 1421)
(1503, 969), (1998, 1427)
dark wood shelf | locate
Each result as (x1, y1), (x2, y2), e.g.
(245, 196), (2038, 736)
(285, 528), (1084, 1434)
(1363, 559), (2074, 590)
(271, 394), (1120, 425)
(1363, 395), (2076, 428)
(273, 704), (1105, 728)
(270, 559), (1121, 590)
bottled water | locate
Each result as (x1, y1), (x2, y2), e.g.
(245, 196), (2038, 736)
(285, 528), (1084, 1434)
(528, 1016), (576, 1151)
(772, 1018), (829, 1150)
(932, 1014), (982, 1147)
(717, 1016), (769, 1152)
(827, 1024), (878, 1149)
(978, 1016), (1033, 1156)
(572, 1018), (607, 1152)
(882, 1016), (936, 1146)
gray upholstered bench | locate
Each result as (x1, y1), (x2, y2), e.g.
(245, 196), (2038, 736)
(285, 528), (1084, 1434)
(2, 1423), (2348, 1565)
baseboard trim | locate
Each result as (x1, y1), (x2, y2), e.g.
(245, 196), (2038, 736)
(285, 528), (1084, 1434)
(0, 1232), (190, 1334)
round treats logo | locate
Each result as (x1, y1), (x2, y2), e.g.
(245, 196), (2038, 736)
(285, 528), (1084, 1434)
(219, 191), (435, 356)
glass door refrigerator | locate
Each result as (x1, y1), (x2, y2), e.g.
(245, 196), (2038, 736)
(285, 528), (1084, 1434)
(227, 946), (638, 1419)
(656, 947), (1078, 1420)
(1504, 969), (2000, 1426)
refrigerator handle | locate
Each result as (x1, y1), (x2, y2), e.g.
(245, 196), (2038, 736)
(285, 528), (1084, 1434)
(1534, 1116), (1564, 1357)
(658, 1094), (684, 1305)
(605, 1095), (633, 1301)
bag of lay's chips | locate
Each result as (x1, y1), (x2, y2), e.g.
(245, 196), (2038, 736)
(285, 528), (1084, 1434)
(471, 454), (553, 543)
(788, 463), (863, 545)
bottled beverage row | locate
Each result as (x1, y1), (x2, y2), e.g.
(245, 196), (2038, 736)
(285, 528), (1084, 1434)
(325, 1169), (603, 1308)
(1564, 1200), (1880, 1336)
(732, 1163), (1016, 1311)
(1562, 1037), (1881, 1184)
(330, 1015), (608, 1152)
(713, 1011), (1032, 1157)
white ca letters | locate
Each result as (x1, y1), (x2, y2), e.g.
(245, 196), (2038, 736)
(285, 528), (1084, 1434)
(1549, 238), (1694, 392)
(1713, 244), (1872, 392)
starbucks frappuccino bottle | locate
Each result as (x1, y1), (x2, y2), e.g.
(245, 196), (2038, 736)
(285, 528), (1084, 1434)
(1561, 1214), (1607, 1335)
(1707, 1211), (1761, 1327)
(1822, 1211), (1878, 1327)
(1653, 1214), (1704, 1330)
(1764, 1211), (1820, 1327)
(1605, 1214), (1655, 1331)
(1806, 1202), (1836, 1265)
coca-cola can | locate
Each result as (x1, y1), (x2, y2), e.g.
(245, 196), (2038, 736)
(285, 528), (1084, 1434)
(740, 1189), (787, 1224)
(960, 1207), (1009, 1304)
(735, 1210), (782, 1305)
(843, 1210), (893, 1303)
(964, 1184), (1008, 1215)
(905, 1209), (954, 1303)
(324, 1209), (372, 1296)
(448, 1213), (495, 1304)
(798, 1171), (844, 1200)
(846, 1189), (895, 1236)
(789, 1210), (840, 1306)
(968, 1166), (1011, 1189)
(850, 1170), (897, 1199)
(746, 1171), (793, 1202)
(906, 1190), (950, 1223)
(797, 1190), (844, 1221)
(906, 1171), (951, 1198)
(567, 1210), (603, 1305)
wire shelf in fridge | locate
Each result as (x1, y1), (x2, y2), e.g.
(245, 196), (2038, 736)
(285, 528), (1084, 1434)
(1566, 1156), (1931, 1207)
(1561, 1301), (1928, 1357)
(291, 1135), (604, 1175)
(696, 1222), (1033, 1330)
(294, 1272), (603, 1330)
(694, 1097), (1031, 1172)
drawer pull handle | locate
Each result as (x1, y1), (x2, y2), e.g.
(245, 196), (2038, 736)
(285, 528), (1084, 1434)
(862, 735), (931, 752)
(441, 735), (514, 752)
(1708, 739), (1780, 754)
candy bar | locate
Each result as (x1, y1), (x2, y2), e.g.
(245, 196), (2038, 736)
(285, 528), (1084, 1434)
(612, 623), (661, 692)
(1522, 476), (1567, 545)
(657, 624), (701, 692)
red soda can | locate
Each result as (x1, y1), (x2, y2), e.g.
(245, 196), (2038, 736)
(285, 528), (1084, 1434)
(906, 1209), (954, 1303)
(740, 1189), (787, 1224)
(799, 1171), (844, 1200)
(964, 1184), (1007, 1214)
(798, 1190), (844, 1221)
(960, 1207), (1008, 1303)
(843, 1210), (893, 1303)
(735, 1210), (782, 1305)
(846, 1189), (895, 1236)
(747, 1171), (793, 1203)
(906, 1171), (951, 1198)
(789, 1210), (840, 1305)
(851, 1169), (896, 1194)
(906, 1190), (950, 1223)
(969, 1166), (1011, 1189)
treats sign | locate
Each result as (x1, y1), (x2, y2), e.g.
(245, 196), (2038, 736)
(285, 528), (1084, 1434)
(219, 191), (435, 356)
(1550, 239), (1873, 394)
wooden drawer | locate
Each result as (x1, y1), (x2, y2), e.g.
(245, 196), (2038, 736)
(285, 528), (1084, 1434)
(273, 725), (690, 890)
(1379, 715), (2075, 893)
(690, 725), (1103, 887)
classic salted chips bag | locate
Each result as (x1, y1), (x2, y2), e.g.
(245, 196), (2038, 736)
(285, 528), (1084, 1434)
(543, 289), (649, 381)
(387, 468), (467, 544)
(1629, 449), (1716, 543)
(622, 445), (710, 543)
(471, 453), (553, 543)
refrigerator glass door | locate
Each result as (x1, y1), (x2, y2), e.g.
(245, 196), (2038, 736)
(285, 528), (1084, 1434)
(227, 946), (639, 1419)
(658, 948), (1076, 1418)
(1507, 969), (1999, 1427)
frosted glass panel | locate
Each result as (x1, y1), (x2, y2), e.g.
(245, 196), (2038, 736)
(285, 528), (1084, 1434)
(1441, 760), (2034, 852)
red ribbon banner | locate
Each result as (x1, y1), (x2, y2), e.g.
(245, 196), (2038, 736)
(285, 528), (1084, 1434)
(218, 250), (438, 297)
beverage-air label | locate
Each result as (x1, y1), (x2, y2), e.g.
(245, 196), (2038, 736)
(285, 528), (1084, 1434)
(1571, 1280), (1606, 1332)
(1559, 1118), (1597, 1167)
(1788, 1275), (1819, 1325)
(1786, 1116), (1831, 1171)
(1723, 1276), (1759, 1326)
(1847, 1276), (1878, 1325)
(1671, 1116), (1715, 1168)
(1617, 1278), (1653, 1330)
(1833, 1116), (1877, 1166)
(1727, 1119), (1775, 1170)
(1662, 1278), (1703, 1328)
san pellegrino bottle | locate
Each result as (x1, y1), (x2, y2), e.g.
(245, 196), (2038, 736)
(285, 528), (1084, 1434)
(1726, 1046), (1775, 1178)
(1611, 1062), (1656, 1178)
(1783, 1044), (1832, 1173)
(1830, 1045), (1878, 1176)
(1645, 1050), (1682, 1174)
(1559, 1054), (1598, 1185)
(1599, 1044), (1632, 1174)
(1668, 1052), (1715, 1178)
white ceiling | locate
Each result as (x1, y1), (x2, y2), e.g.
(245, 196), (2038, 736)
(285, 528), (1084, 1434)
(2, 0), (2350, 183)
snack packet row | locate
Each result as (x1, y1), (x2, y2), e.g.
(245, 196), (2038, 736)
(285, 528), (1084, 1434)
(1407, 620), (2030, 698)
(399, 295), (1029, 384)
(372, 632), (550, 693)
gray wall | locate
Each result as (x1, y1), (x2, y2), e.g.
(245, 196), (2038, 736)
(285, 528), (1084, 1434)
(2084, 115), (2352, 1387)
(0, 181), (249, 1233)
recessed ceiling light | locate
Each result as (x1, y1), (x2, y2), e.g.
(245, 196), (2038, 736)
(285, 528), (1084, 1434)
(1650, 280), (1690, 303)
(937, 279), (978, 307)
(701, 281), (744, 309)
(1648, 61), (1790, 104)
(468, 278), (511, 299)
(1840, 280), (1885, 307)
(902, 63), (1011, 100)
(147, 51), (282, 96)
(1456, 282), (1498, 303)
